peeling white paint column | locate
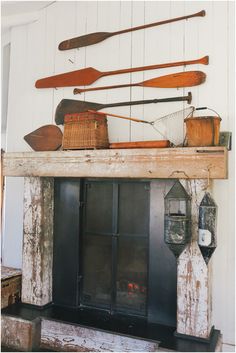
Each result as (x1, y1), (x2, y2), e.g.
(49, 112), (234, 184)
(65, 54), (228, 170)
(22, 177), (54, 306)
(177, 180), (212, 339)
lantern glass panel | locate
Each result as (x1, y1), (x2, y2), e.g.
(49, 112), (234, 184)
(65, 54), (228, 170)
(168, 199), (186, 216)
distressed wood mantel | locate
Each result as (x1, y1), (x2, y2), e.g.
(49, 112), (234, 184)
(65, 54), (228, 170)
(2, 146), (227, 179)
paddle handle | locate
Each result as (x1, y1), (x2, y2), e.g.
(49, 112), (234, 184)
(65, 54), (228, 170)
(74, 82), (137, 94)
(113, 10), (205, 36)
(101, 93), (192, 110)
(103, 56), (209, 77)
(88, 110), (150, 124)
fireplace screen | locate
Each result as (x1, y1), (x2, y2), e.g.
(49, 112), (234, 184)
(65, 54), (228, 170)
(81, 180), (149, 316)
(53, 178), (177, 326)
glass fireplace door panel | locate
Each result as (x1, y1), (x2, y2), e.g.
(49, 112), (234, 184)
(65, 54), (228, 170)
(116, 237), (148, 315)
(81, 180), (149, 316)
(82, 234), (112, 309)
(81, 181), (113, 309)
(85, 181), (113, 234)
(118, 182), (150, 236)
(115, 182), (149, 315)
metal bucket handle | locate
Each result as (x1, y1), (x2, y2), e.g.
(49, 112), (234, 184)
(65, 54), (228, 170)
(185, 107), (221, 119)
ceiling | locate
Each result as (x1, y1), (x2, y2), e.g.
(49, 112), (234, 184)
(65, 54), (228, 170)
(1, 1), (54, 17)
(1, 1), (55, 34)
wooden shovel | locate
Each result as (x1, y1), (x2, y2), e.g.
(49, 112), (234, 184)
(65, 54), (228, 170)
(35, 56), (208, 88)
(74, 71), (206, 94)
(58, 10), (205, 50)
(55, 92), (192, 125)
(24, 125), (63, 151)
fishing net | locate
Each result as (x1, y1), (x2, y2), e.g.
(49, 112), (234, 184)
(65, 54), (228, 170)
(147, 106), (194, 146)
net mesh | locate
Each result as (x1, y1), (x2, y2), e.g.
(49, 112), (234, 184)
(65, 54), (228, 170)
(150, 106), (194, 146)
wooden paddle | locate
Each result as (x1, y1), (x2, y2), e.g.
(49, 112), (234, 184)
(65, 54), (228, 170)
(24, 125), (63, 151)
(74, 71), (206, 94)
(55, 92), (192, 125)
(35, 56), (208, 88)
(58, 10), (205, 50)
(109, 141), (170, 149)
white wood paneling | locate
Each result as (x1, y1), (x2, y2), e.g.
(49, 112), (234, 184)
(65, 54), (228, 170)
(2, 0), (235, 348)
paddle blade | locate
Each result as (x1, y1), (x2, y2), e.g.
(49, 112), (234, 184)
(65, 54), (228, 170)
(58, 32), (112, 50)
(142, 71), (206, 88)
(35, 67), (102, 88)
(24, 125), (62, 151)
(55, 99), (104, 125)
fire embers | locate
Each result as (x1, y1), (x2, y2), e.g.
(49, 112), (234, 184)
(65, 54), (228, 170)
(198, 192), (217, 264)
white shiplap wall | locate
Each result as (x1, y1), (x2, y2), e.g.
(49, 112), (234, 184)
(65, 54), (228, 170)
(2, 1), (235, 349)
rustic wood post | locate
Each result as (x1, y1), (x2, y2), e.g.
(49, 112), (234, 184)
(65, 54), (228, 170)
(22, 177), (54, 306)
(177, 179), (212, 339)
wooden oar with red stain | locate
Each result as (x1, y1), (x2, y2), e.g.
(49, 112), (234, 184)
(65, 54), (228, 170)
(109, 140), (170, 149)
(35, 56), (209, 88)
(24, 125), (63, 151)
(58, 10), (206, 50)
(74, 71), (206, 94)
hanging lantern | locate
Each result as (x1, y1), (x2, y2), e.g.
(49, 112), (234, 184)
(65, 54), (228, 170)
(164, 181), (191, 257)
(198, 192), (217, 264)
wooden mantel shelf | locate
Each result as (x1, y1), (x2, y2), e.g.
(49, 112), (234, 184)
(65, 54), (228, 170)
(2, 146), (227, 179)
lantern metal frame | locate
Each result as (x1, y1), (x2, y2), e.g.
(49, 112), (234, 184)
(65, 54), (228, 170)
(164, 181), (192, 257)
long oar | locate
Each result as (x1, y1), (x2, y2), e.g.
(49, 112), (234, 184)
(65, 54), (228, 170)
(55, 92), (192, 125)
(35, 56), (208, 88)
(74, 71), (206, 94)
(58, 10), (205, 50)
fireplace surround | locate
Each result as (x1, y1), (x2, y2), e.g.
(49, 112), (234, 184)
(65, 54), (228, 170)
(53, 178), (177, 326)
(1, 147), (226, 351)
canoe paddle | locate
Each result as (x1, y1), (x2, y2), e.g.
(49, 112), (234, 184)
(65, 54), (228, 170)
(24, 125), (63, 151)
(73, 71), (206, 94)
(58, 10), (205, 50)
(35, 56), (208, 88)
(55, 92), (192, 125)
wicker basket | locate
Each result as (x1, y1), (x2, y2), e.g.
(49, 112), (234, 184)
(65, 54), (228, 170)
(62, 112), (109, 150)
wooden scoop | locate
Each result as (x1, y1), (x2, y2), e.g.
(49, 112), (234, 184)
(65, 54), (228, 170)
(24, 125), (63, 151)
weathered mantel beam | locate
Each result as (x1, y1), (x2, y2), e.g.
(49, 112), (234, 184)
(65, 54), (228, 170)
(2, 147), (227, 179)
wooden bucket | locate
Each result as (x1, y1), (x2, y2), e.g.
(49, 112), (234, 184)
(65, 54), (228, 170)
(184, 109), (221, 146)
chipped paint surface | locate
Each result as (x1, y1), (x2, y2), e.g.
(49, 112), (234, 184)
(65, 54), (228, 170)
(41, 319), (159, 352)
(1, 315), (41, 351)
(2, 147), (227, 179)
(177, 180), (212, 338)
(22, 177), (54, 306)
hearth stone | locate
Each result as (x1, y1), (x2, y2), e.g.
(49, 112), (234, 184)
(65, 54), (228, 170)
(1, 303), (222, 352)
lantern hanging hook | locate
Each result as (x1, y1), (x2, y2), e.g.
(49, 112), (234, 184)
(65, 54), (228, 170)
(168, 170), (190, 179)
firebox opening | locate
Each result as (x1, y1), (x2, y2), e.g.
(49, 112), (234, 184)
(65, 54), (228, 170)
(53, 178), (177, 327)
